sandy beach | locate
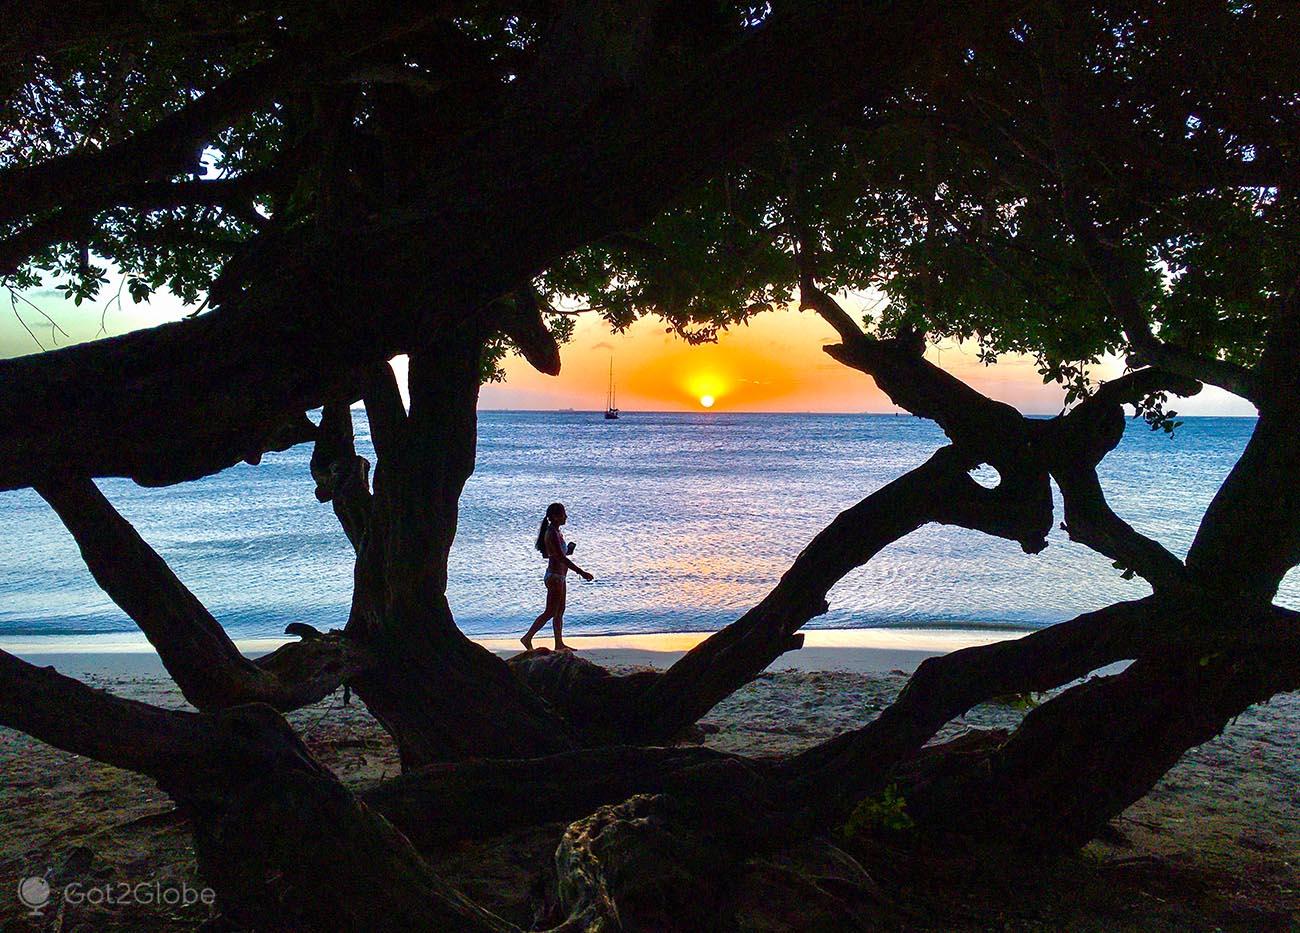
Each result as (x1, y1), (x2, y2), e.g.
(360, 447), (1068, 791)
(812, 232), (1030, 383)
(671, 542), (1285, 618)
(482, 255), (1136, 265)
(0, 626), (1027, 677)
(1, 633), (1296, 929)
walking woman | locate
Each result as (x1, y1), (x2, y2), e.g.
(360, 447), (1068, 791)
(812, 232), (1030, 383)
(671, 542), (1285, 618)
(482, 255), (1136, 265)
(522, 502), (594, 651)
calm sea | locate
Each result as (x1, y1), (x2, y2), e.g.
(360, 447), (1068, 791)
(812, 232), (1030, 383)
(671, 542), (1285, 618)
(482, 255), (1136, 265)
(1, 412), (1291, 644)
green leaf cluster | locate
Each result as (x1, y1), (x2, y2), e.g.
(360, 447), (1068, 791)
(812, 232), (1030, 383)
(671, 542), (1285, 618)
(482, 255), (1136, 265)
(842, 784), (916, 838)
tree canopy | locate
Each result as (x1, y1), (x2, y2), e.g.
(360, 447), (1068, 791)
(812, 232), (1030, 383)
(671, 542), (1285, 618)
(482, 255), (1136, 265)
(6, 1), (1292, 409)
(547, 1), (1296, 413)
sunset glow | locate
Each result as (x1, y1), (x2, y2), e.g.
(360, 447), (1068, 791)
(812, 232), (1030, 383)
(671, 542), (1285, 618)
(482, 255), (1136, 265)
(462, 302), (1255, 415)
(686, 370), (727, 409)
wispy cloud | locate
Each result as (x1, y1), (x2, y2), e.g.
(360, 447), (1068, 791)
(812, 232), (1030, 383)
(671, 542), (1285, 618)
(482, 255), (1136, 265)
(591, 341), (614, 351)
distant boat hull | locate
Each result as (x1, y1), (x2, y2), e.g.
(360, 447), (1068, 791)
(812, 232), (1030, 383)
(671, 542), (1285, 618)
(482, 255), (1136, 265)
(604, 408), (620, 420)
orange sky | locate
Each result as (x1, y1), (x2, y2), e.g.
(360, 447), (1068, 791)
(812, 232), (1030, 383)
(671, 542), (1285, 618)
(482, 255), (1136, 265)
(479, 306), (1084, 414)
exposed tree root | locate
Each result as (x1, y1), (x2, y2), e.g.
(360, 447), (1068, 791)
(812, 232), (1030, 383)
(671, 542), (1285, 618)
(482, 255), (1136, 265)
(364, 746), (785, 849)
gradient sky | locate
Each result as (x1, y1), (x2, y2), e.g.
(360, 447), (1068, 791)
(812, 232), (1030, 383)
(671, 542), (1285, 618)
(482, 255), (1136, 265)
(2, 278), (1257, 416)
(476, 304), (1256, 416)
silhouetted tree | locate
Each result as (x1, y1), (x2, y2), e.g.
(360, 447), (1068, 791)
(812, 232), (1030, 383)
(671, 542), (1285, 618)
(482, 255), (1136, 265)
(1, 1), (1296, 927)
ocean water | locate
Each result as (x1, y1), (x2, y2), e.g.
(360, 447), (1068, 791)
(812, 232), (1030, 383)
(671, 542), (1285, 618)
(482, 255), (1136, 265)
(1, 412), (1290, 644)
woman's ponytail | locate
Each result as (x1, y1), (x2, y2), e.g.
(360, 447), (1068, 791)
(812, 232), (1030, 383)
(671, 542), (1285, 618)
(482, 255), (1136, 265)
(535, 502), (565, 556)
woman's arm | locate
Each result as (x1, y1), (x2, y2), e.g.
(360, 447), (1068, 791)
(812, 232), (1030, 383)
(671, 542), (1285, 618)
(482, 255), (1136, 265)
(565, 555), (593, 581)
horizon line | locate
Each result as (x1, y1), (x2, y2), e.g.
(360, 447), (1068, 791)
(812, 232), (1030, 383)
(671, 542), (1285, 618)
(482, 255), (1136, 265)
(476, 407), (1258, 418)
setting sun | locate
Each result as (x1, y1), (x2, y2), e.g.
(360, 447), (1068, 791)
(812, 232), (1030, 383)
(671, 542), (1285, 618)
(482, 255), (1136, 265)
(684, 370), (728, 410)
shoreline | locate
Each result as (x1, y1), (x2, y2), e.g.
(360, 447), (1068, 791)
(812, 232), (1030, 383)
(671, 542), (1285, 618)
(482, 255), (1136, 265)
(3, 626), (1024, 678)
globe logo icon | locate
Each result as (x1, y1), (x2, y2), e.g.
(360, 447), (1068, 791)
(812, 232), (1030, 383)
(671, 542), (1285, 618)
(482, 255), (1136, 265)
(18, 876), (51, 915)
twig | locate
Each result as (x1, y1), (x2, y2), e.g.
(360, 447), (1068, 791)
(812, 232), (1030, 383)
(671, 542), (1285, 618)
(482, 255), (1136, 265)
(9, 287), (70, 343)
(8, 290), (45, 350)
(98, 275), (127, 337)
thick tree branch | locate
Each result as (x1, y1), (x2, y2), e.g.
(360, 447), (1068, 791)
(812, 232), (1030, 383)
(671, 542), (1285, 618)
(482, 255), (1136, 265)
(0, 649), (512, 930)
(1067, 367), (1201, 431)
(500, 289), (562, 375)
(792, 211), (863, 342)
(786, 599), (1161, 812)
(1051, 464), (1191, 594)
(0, 647), (237, 784)
(36, 474), (258, 705)
(1041, 368), (1203, 595)
(805, 283), (1027, 466)
(1120, 319), (1261, 402)
(37, 474), (367, 711)
(906, 607), (1300, 848)
(799, 279), (864, 343)
(628, 445), (1052, 743)
(364, 746), (769, 849)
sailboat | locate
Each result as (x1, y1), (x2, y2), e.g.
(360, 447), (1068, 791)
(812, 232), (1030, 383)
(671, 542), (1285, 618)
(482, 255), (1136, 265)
(604, 359), (620, 420)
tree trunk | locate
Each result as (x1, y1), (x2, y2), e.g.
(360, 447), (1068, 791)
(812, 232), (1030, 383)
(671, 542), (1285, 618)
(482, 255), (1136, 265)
(1186, 410), (1300, 602)
(341, 329), (577, 768)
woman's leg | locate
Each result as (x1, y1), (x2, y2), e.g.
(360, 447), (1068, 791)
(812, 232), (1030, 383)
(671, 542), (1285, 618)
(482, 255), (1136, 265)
(522, 577), (562, 650)
(552, 579), (568, 650)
